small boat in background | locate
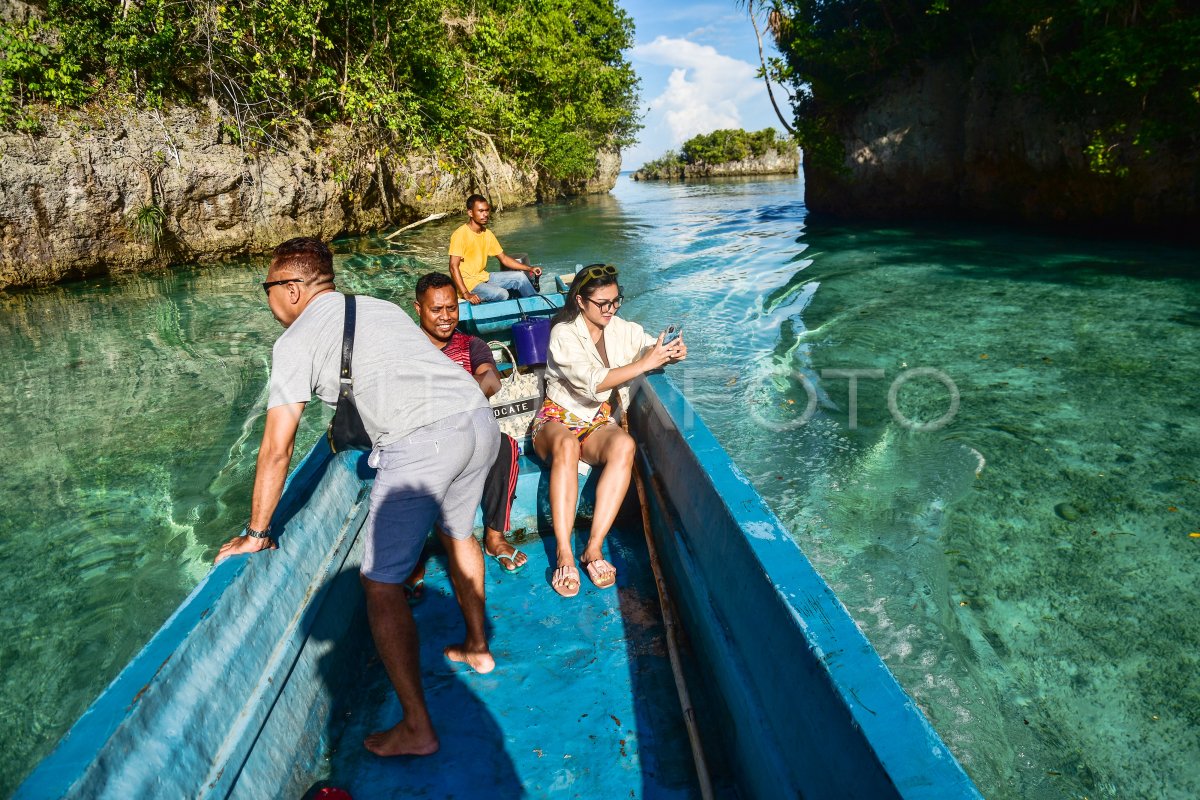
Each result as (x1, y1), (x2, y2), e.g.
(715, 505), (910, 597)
(17, 279), (981, 799)
(453, 269), (570, 337)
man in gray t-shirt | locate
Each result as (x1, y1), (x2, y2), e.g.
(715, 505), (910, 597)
(215, 237), (500, 759)
(267, 289), (487, 445)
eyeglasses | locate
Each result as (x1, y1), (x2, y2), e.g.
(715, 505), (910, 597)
(261, 277), (306, 295)
(575, 263), (618, 288)
(583, 294), (624, 313)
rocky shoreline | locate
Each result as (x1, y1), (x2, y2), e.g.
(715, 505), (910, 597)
(0, 105), (619, 290)
(630, 146), (798, 181)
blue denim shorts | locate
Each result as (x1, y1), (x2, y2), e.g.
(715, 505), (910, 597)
(360, 406), (499, 583)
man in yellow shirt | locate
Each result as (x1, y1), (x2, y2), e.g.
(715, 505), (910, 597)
(448, 194), (542, 304)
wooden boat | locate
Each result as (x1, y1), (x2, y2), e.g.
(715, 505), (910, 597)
(453, 271), (572, 337)
(455, 291), (565, 337)
(17, 297), (982, 799)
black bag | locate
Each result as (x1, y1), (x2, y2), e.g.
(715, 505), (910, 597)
(326, 294), (373, 453)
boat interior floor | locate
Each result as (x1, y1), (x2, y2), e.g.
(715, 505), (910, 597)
(316, 504), (704, 798)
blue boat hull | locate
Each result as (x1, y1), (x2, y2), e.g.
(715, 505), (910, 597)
(18, 375), (980, 799)
(456, 292), (564, 336)
(16, 439), (374, 798)
(629, 375), (979, 799)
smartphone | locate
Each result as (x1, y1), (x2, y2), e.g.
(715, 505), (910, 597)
(660, 324), (682, 345)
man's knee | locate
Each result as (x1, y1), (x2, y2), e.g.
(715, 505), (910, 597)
(504, 272), (534, 297)
(361, 572), (405, 598)
(474, 284), (503, 302)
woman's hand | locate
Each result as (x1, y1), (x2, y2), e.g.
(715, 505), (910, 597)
(666, 332), (687, 364)
(639, 333), (686, 373)
(214, 532), (277, 565)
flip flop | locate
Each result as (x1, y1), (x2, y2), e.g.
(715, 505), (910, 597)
(581, 558), (617, 590)
(403, 578), (426, 606)
(484, 546), (527, 574)
(551, 564), (580, 598)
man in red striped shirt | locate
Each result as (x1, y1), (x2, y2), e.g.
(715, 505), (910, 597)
(404, 273), (527, 597)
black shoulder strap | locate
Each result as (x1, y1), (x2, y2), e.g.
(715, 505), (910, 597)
(340, 294), (356, 397)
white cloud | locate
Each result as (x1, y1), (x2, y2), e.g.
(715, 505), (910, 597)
(630, 35), (765, 158)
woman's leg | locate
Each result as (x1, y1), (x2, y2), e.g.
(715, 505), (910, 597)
(533, 420), (582, 593)
(578, 424), (635, 577)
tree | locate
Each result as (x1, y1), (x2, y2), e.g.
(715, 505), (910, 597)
(0, 0), (642, 182)
(766, 0), (1200, 173)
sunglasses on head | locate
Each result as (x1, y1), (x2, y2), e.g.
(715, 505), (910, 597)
(575, 263), (618, 288)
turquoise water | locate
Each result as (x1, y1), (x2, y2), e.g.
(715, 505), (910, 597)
(2, 175), (1198, 797)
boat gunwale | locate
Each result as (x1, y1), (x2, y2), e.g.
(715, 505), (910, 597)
(14, 439), (347, 798)
(631, 372), (982, 799)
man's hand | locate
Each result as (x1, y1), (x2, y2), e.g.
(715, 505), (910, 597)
(213, 401), (303, 566)
(529, 266), (543, 277)
(448, 256), (476, 302)
(215, 532), (277, 564)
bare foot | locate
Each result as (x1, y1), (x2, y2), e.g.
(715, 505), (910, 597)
(364, 720), (440, 757)
(445, 644), (496, 674)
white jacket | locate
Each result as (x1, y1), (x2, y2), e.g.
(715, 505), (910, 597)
(543, 313), (657, 421)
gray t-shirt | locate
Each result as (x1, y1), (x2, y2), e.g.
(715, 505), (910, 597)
(267, 292), (488, 446)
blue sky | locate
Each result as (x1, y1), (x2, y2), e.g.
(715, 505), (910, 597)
(617, 0), (787, 169)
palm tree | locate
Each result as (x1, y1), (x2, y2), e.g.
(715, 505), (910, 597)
(737, 0), (796, 136)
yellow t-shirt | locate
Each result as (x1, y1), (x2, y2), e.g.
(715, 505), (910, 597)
(448, 224), (503, 292)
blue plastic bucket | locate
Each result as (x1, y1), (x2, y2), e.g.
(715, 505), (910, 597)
(513, 318), (551, 366)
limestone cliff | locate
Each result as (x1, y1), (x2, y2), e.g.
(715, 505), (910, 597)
(804, 51), (1198, 238)
(0, 106), (619, 290)
(540, 146), (622, 199)
(631, 146), (799, 181)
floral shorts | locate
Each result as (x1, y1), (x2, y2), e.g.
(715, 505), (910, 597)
(530, 397), (614, 443)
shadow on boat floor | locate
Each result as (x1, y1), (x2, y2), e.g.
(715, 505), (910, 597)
(303, 503), (726, 798)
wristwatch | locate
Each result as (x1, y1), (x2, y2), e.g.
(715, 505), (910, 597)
(246, 525), (272, 539)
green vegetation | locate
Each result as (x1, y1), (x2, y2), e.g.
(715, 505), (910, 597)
(0, 0), (640, 180)
(638, 127), (789, 174)
(637, 149), (685, 175)
(131, 203), (166, 248)
(683, 127), (784, 164)
(768, 1), (1200, 173)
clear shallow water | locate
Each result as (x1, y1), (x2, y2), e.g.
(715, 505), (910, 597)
(2, 174), (1197, 798)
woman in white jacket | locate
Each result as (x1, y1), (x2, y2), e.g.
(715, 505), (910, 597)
(532, 265), (686, 597)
